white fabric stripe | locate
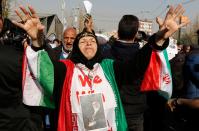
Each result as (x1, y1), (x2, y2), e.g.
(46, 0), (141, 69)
(23, 46), (42, 106)
(71, 64), (117, 130)
(158, 51), (172, 98)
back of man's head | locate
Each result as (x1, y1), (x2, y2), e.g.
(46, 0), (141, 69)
(118, 15), (139, 41)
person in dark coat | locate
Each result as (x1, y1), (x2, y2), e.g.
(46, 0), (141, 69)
(102, 15), (147, 131)
(170, 43), (186, 98)
(168, 45), (199, 131)
(53, 27), (77, 60)
(0, 18), (43, 131)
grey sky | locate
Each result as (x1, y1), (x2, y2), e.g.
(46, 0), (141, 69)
(13, 0), (199, 32)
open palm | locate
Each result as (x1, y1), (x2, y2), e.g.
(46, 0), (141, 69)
(156, 4), (190, 40)
(12, 6), (44, 41)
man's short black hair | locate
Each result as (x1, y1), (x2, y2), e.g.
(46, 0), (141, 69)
(118, 15), (139, 40)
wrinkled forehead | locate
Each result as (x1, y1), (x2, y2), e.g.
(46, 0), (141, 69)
(64, 29), (76, 36)
(64, 28), (76, 37)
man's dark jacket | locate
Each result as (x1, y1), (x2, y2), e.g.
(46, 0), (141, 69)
(102, 40), (147, 121)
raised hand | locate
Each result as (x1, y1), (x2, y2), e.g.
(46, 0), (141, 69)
(84, 14), (94, 33)
(156, 17), (164, 29)
(156, 4), (190, 44)
(12, 6), (45, 47)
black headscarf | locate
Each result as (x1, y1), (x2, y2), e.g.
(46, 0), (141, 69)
(70, 31), (102, 69)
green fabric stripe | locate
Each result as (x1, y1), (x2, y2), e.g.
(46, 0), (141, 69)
(100, 59), (127, 131)
(163, 50), (172, 76)
(37, 51), (55, 108)
(163, 49), (173, 93)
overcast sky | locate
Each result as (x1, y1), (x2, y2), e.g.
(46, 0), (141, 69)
(13, 0), (199, 32)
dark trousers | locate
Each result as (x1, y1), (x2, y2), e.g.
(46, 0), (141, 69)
(127, 115), (144, 131)
(0, 104), (43, 131)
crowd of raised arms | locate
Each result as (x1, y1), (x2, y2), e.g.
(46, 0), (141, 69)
(1, 3), (199, 131)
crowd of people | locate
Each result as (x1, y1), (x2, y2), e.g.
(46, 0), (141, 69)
(0, 3), (198, 131)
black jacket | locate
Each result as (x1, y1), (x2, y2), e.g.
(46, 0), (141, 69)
(0, 44), (43, 131)
(52, 45), (62, 60)
(170, 51), (186, 97)
(102, 40), (147, 118)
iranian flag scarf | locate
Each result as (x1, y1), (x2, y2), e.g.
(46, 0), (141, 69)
(58, 59), (127, 131)
(22, 46), (55, 108)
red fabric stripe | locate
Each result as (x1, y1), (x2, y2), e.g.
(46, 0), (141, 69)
(141, 51), (161, 91)
(22, 46), (28, 92)
(58, 60), (74, 131)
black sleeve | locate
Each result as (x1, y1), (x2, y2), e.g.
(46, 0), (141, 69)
(53, 61), (66, 108)
(113, 34), (169, 88)
(44, 45), (66, 107)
